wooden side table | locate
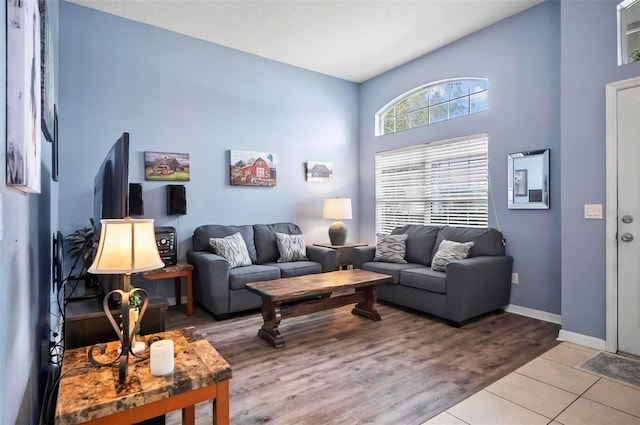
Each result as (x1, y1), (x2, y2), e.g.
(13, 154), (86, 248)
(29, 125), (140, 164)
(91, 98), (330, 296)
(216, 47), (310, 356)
(143, 263), (193, 316)
(313, 243), (368, 270)
(55, 327), (232, 425)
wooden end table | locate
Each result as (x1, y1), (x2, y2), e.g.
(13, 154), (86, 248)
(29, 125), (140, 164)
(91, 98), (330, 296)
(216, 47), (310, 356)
(143, 263), (193, 316)
(55, 327), (232, 425)
(246, 269), (391, 348)
(313, 243), (367, 269)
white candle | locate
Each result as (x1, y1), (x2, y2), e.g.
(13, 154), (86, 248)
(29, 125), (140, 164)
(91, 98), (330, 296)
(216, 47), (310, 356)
(150, 339), (174, 376)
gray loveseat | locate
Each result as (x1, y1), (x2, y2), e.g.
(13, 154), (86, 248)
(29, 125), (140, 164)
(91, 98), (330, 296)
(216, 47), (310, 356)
(187, 222), (336, 319)
(353, 225), (513, 326)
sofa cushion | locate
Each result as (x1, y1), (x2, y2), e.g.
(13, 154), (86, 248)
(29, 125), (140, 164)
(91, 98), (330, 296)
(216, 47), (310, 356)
(362, 261), (423, 283)
(374, 233), (409, 263)
(267, 261), (321, 278)
(431, 239), (474, 272)
(433, 226), (505, 259)
(209, 232), (253, 269)
(392, 225), (441, 266)
(228, 265), (281, 290)
(400, 268), (447, 294)
(276, 233), (308, 262)
(254, 223), (302, 264)
(193, 224), (257, 263)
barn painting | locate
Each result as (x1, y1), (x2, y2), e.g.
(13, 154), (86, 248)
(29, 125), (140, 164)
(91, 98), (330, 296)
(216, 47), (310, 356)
(144, 151), (190, 181)
(306, 161), (333, 182)
(230, 150), (277, 187)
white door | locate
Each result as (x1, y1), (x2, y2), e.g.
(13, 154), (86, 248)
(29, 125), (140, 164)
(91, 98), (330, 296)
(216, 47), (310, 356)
(617, 85), (640, 357)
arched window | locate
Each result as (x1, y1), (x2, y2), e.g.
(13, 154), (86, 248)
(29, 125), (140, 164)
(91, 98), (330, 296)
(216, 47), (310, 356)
(375, 78), (488, 136)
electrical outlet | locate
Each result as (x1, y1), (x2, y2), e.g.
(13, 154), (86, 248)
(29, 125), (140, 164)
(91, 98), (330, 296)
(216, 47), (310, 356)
(512, 273), (519, 284)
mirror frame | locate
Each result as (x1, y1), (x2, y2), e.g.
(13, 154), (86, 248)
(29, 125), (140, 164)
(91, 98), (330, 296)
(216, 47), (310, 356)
(507, 149), (550, 210)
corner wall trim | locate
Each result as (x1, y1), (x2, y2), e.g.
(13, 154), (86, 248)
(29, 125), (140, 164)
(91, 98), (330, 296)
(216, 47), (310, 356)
(557, 329), (607, 351)
(505, 304), (561, 324)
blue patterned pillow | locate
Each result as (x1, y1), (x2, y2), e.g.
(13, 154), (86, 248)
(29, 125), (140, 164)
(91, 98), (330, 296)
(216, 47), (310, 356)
(275, 233), (308, 262)
(374, 233), (408, 264)
(209, 232), (252, 268)
(431, 239), (474, 272)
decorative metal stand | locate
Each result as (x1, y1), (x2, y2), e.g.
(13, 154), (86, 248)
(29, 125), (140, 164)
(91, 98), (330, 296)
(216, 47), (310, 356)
(88, 273), (149, 381)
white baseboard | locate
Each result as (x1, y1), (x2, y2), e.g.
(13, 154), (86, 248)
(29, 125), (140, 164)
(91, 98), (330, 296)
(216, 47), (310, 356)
(557, 329), (606, 351)
(505, 304), (562, 324)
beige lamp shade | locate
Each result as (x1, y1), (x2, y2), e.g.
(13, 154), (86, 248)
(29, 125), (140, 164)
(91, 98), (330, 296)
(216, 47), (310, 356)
(88, 218), (165, 274)
(323, 198), (352, 220)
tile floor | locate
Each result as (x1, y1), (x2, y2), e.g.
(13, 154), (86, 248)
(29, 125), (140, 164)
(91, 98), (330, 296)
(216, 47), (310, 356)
(423, 342), (640, 425)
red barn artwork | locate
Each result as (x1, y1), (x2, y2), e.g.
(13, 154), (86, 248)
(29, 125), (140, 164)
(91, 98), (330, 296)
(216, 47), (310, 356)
(230, 150), (277, 186)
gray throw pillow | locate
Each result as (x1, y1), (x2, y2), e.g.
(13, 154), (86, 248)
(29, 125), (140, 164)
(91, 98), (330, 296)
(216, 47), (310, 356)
(431, 239), (474, 272)
(374, 233), (408, 264)
(209, 232), (252, 268)
(275, 232), (308, 262)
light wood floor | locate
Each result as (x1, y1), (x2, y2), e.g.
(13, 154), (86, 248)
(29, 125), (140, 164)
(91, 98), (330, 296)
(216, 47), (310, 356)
(164, 301), (559, 425)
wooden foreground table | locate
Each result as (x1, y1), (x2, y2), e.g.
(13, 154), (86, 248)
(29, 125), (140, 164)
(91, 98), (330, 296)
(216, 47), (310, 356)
(55, 327), (232, 425)
(246, 269), (392, 348)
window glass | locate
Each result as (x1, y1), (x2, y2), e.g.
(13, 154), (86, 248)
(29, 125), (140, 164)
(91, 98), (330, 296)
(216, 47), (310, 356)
(375, 78), (488, 136)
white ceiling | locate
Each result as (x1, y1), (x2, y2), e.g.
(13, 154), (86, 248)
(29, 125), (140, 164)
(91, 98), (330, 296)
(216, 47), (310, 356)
(67, 0), (543, 83)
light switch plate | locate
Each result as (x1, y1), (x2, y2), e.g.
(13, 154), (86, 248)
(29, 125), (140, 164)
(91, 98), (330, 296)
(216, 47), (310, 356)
(584, 204), (603, 219)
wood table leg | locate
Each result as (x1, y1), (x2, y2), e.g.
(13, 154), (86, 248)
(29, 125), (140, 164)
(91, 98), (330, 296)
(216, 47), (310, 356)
(174, 277), (182, 306)
(257, 299), (285, 348)
(351, 286), (381, 321)
(212, 380), (230, 425)
(182, 405), (195, 425)
(186, 270), (193, 316)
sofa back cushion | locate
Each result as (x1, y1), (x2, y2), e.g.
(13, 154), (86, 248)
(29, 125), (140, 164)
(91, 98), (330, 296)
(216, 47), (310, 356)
(193, 224), (258, 263)
(432, 226), (505, 259)
(391, 225), (441, 265)
(254, 223), (303, 264)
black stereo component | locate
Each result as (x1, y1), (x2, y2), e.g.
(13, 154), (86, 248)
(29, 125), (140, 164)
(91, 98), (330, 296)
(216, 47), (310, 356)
(129, 183), (144, 216)
(154, 226), (177, 266)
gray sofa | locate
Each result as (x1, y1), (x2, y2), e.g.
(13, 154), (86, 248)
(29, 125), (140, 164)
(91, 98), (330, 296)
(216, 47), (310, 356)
(187, 222), (336, 319)
(353, 225), (513, 326)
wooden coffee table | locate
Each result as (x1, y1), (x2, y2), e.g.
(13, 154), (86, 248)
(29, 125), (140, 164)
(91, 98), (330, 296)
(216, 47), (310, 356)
(245, 269), (392, 348)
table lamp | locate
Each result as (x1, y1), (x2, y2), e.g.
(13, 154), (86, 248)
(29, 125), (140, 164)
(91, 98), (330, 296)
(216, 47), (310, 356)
(87, 217), (164, 380)
(323, 198), (352, 246)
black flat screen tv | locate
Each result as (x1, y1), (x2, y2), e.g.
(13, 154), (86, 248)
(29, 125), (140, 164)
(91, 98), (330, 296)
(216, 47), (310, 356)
(92, 132), (130, 292)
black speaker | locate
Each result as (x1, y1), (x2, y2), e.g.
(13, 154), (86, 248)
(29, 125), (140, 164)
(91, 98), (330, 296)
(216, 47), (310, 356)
(166, 184), (187, 215)
(129, 183), (144, 216)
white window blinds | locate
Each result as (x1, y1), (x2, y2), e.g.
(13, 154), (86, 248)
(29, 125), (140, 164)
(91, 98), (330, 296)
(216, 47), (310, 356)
(375, 135), (489, 234)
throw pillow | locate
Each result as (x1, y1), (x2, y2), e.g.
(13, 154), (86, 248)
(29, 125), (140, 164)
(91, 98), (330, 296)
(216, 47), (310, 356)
(209, 232), (252, 269)
(275, 232), (308, 262)
(431, 239), (474, 272)
(374, 233), (408, 264)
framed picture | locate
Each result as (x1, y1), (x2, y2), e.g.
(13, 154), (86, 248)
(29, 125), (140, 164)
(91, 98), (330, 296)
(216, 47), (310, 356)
(306, 161), (333, 182)
(144, 151), (190, 181)
(230, 150), (277, 187)
(7, 0), (42, 193)
(39, 0), (54, 144)
(52, 105), (58, 182)
(513, 169), (527, 196)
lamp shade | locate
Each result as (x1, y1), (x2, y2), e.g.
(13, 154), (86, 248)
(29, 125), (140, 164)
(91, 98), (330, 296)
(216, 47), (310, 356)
(323, 198), (352, 220)
(88, 218), (164, 274)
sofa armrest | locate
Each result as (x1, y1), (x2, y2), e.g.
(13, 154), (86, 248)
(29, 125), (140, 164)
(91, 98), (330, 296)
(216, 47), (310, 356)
(306, 245), (337, 272)
(187, 250), (231, 317)
(445, 256), (513, 324)
(353, 246), (376, 269)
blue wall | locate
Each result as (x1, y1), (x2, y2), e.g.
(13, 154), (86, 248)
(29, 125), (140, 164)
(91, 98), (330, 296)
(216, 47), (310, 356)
(359, 2), (562, 315)
(58, 2), (360, 261)
(560, 0), (640, 340)
(0, 0), (59, 422)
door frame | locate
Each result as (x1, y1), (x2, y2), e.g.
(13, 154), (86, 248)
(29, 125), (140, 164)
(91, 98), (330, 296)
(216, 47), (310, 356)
(605, 76), (640, 353)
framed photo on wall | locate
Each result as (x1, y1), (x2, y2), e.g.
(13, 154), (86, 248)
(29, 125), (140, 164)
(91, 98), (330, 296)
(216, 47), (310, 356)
(230, 150), (277, 186)
(306, 161), (333, 182)
(144, 151), (190, 181)
(513, 169), (527, 196)
(6, 0), (42, 193)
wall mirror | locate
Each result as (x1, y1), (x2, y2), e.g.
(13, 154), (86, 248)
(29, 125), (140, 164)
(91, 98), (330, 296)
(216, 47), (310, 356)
(508, 149), (550, 209)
